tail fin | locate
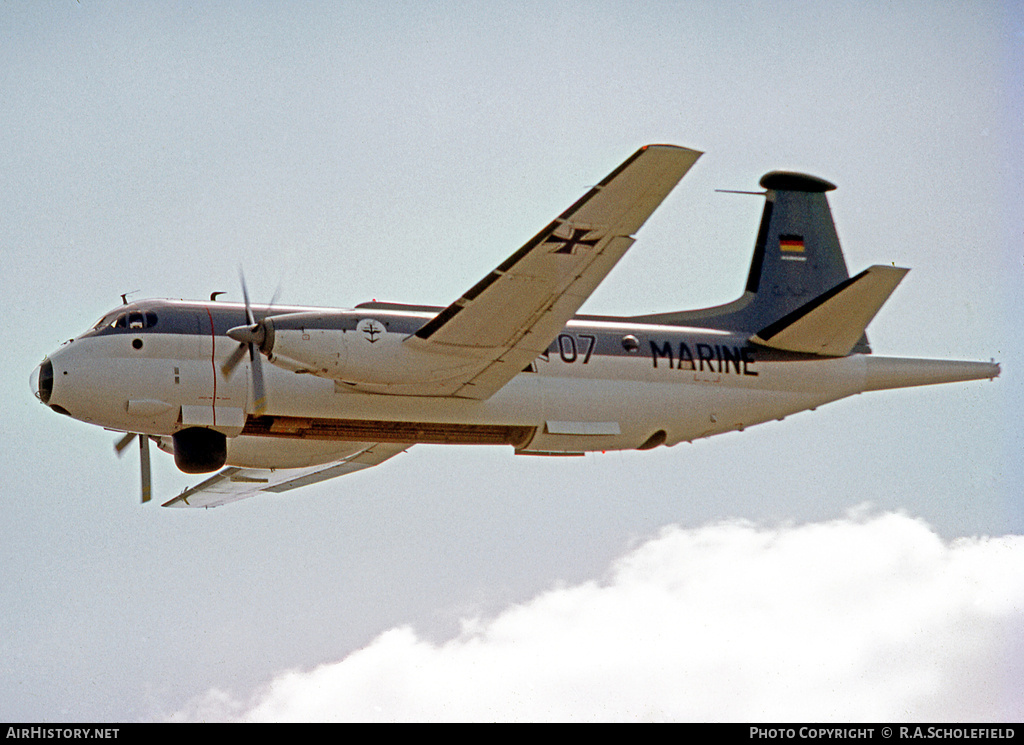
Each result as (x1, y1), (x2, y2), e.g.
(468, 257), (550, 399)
(635, 171), (873, 353)
(744, 172), (851, 314)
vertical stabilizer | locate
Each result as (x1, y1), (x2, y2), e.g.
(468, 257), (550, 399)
(744, 172), (850, 313)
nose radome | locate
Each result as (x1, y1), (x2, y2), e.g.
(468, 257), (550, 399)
(32, 358), (53, 405)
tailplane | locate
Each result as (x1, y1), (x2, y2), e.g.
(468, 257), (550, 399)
(750, 264), (908, 356)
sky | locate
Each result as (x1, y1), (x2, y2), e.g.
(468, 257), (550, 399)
(1, 0), (1022, 722)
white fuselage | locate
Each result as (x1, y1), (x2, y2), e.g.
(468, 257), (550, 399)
(35, 299), (996, 471)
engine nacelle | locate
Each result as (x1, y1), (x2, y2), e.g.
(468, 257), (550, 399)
(172, 427), (227, 474)
(263, 311), (479, 387)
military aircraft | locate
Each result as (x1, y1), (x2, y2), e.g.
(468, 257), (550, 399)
(31, 144), (999, 508)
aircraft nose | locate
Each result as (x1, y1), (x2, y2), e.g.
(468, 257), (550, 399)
(31, 358), (54, 405)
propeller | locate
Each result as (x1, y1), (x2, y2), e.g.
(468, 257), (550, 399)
(221, 271), (269, 416)
(115, 432), (152, 503)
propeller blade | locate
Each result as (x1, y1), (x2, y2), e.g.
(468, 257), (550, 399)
(114, 433), (152, 503)
(241, 269), (255, 326)
(266, 284), (282, 311)
(238, 268), (269, 415)
(249, 341), (267, 415)
(221, 342), (248, 378)
(115, 432), (136, 456)
(139, 435), (152, 504)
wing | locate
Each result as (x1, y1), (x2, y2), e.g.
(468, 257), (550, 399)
(161, 442), (408, 508)
(404, 144), (702, 399)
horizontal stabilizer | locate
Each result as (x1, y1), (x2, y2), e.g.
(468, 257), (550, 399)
(750, 265), (909, 356)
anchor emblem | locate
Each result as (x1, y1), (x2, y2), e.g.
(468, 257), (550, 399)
(357, 318), (384, 343)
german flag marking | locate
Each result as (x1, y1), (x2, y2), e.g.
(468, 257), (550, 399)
(779, 235), (805, 253)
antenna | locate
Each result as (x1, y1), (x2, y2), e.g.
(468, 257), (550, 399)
(715, 189), (765, 196)
(119, 290), (140, 305)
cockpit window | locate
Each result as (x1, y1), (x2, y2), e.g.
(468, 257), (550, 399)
(100, 310), (159, 330)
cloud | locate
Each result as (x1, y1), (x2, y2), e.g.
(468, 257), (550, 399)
(173, 510), (1024, 722)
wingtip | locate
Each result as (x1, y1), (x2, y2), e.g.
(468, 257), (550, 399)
(642, 143), (704, 156)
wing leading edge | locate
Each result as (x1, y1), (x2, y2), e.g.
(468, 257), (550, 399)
(404, 144), (703, 399)
(162, 442), (408, 508)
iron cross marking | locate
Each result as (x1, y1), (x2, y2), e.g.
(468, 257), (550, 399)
(544, 227), (600, 255)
